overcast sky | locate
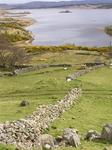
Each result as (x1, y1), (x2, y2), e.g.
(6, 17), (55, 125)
(0, 0), (76, 4)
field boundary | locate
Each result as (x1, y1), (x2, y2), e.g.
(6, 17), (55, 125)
(0, 88), (81, 149)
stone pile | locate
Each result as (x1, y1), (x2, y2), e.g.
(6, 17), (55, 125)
(0, 88), (81, 149)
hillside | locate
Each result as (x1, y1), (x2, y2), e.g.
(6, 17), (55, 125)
(0, 0), (112, 9)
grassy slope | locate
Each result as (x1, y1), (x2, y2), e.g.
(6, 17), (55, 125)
(0, 47), (111, 149)
(0, 49), (105, 122)
(0, 67), (112, 150)
(30, 50), (105, 65)
(47, 67), (112, 150)
(0, 67), (79, 122)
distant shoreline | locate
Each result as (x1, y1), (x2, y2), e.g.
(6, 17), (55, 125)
(1, 3), (112, 10)
(0, 9), (111, 48)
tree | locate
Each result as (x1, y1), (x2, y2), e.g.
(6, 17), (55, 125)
(0, 35), (29, 73)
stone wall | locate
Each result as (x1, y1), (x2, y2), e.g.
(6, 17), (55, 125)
(66, 64), (104, 81)
(14, 64), (49, 74)
(0, 88), (81, 149)
(14, 64), (72, 74)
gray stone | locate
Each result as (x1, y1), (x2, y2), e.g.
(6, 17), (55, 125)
(39, 134), (55, 149)
(20, 100), (29, 107)
(62, 128), (80, 147)
(85, 130), (100, 141)
(103, 147), (110, 150)
(44, 144), (51, 150)
(101, 124), (112, 141)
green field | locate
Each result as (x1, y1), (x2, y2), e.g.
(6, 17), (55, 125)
(47, 67), (112, 150)
(0, 67), (112, 150)
(0, 66), (80, 122)
(0, 48), (106, 122)
(0, 19), (111, 149)
(0, 15), (112, 150)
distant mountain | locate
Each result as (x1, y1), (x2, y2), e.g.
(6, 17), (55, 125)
(82, 0), (112, 4)
(0, 0), (112, 9)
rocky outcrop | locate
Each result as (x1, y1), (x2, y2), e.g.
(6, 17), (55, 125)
(0, 88), (81, 149)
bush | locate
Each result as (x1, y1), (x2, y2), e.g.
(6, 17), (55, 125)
(25, 44), (110, 54)
(105, 26), (112, 36)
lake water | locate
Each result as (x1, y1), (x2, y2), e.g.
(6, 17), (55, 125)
(25, 8), (112, 46)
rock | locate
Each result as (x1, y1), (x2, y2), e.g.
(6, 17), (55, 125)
(44, 144), (51, 149)
(101, 124), (112, 141)
(66, 77), (72, 82)
(62, 128), (80, 147)
(39, 134), (55, 149)
(103, 147), (110, 150)
(59, 10), (72, 13)
(64, 67), (68, 70)
(85, 130), (101, 141)
(20, 100), (29, 107)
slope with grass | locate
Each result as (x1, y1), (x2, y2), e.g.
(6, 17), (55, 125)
(0, 13), (111, 150)
(47, 67), (112, 150)
(0, 66), (80, 122)
(0, 67), (112, 150)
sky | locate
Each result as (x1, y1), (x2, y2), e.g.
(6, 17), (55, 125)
(0, 0), (76, 4)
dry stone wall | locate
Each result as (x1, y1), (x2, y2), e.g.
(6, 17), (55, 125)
(14, 64), (49, 74)
(15, 64), (72, 74)
(0, 88), (81, 149)
(66, 64), (104, 81)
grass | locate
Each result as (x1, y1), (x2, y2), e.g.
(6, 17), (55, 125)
(0, 14), (112, 150)
(46, 67), (112, 150)
(0, 32), (110, 149)
(0, 144), (15, 150)
(0, 16), (111, 150)
(0, 67), (112, 150)
(30, 49), (105, 65)
(0, 66), (79, 122)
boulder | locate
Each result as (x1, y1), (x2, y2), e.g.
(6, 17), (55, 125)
(101, 124), (112, 141)
(39, 134), (55, 150)
(85, 130), (101, 141)
(103, 147), (110, 150)
(62, 128), (80, 147)
(66, 77), (72, 82)
(20, 100), (29, 107)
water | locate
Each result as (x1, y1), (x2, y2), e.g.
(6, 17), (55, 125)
(25, 8), (112, 46)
